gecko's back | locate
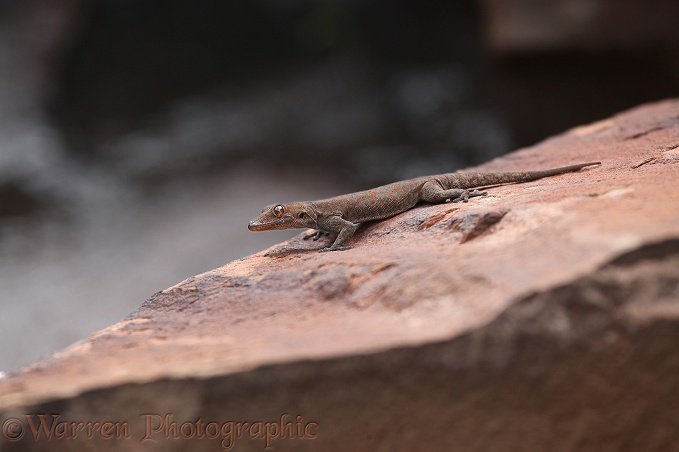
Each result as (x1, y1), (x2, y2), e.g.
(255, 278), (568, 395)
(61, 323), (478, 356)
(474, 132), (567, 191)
(311, 178), (428, 223)
(309, 161), (601, 223)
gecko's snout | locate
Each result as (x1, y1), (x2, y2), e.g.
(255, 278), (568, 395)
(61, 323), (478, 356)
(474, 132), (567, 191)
(248, 218), (274, 231)
(248, 216), (288, 231)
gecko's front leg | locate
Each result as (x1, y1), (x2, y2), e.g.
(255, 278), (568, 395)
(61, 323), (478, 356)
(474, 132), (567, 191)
(317, 216), (358, 252)
(303, 229), (330, 241)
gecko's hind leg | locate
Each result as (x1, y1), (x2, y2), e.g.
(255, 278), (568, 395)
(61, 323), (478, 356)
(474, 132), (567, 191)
(421, 181), (487, 204)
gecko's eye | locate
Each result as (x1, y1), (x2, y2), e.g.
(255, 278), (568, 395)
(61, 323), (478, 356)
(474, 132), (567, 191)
(273, 205), (285, 217)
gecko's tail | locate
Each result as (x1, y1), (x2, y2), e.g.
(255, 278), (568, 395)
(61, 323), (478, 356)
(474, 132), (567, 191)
(442, 161), (601, 189)
(524, 161), (601, 178)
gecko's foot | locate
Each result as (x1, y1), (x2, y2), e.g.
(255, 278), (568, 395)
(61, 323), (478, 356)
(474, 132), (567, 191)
(318, 245), (353, 252)
(452, 190), (487, 203)
(303, 230), (328, 241)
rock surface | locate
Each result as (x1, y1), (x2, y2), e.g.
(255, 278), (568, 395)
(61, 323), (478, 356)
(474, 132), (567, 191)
(1, 99), (678, 451)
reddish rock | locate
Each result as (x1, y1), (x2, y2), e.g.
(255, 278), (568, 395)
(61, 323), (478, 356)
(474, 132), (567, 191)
(0, 99), (678, 451)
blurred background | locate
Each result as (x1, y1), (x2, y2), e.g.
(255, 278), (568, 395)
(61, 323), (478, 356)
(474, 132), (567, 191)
(0, 0), (678, 372)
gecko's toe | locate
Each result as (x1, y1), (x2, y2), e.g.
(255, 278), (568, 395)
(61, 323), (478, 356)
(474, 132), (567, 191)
(452, 189), (487, 203)
(303, 230), (320, 241)
(304, 230), (331, 241)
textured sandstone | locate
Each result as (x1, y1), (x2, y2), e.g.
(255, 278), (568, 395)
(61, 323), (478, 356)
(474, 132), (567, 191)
(0, 99), (678, 451)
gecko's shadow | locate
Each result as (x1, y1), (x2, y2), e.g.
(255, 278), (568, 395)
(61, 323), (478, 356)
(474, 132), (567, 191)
(264, 246), (322, 258)
(263, 224), (372, 257)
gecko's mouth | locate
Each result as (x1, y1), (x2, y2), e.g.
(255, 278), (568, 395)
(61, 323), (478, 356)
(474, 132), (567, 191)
(248, 219), (286, 231)
(248, 220), (266, 231)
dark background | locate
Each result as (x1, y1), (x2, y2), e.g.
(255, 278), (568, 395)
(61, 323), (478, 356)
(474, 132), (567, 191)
(1, 0), (677, 371)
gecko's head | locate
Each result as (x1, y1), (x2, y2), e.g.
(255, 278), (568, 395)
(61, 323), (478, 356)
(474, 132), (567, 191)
(248, 203), (315, 231)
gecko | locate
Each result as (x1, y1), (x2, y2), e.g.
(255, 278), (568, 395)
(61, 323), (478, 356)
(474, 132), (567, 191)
(248, 161), (601, 252)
